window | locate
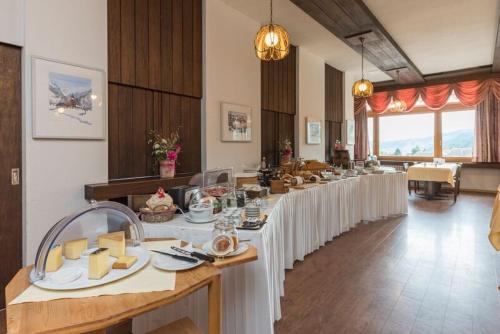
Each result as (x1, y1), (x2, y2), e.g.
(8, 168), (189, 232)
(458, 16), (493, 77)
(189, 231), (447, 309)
(442, 110), (475, 157)
(368, 104), (475, 161)
(367, 117), (373, 155)
(379, 113), (434, 157)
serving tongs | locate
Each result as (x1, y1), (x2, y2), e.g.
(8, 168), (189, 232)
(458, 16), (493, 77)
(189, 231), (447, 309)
(171, 246), (215, 263)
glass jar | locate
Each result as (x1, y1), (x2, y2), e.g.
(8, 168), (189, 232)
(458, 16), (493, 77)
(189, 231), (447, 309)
(211, 220), (235, 257)
(236, 189), (246, 208)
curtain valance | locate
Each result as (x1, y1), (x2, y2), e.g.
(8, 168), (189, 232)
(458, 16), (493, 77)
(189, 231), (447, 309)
(354, 78), (500, 114)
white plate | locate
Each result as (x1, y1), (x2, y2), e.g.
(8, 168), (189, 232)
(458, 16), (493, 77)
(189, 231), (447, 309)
(185, 214), (220, 224)
(31, 246), (151, 290)
(152, 244), (204, 271)
(202, 241), (249, 257)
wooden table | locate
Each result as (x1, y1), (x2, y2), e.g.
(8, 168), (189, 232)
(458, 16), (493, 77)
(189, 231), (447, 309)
(5, 239), (258, 334)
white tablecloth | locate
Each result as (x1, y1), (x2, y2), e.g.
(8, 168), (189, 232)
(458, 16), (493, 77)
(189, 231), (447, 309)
(133, 173), (408, 334)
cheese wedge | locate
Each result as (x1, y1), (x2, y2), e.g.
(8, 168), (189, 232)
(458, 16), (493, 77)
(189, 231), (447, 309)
(88, 248), (110, 279)
(98, 231), (125, 258)
(112, 255), (138, 269)
(63, 237), (88, 259)
(46, 244), (63, 272)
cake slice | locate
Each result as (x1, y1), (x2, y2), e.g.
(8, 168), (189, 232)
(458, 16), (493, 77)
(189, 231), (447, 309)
(88, 248), (110, 279)
(46, 244), (63, 272)
(98, 231), (125, 258)
(112, 255), (138, 269)
(63, 237), (88, 259)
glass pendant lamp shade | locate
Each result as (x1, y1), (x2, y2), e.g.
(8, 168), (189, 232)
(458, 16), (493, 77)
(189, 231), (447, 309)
(352, 79), (374, 97)
(352, 37), (374, 98)
(254, 0), (290, 61)
(388, 98), (407, 112)
(255, 24), (290, 61)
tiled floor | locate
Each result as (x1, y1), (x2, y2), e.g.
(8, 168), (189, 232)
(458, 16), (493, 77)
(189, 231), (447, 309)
(275, 192), (500, 334)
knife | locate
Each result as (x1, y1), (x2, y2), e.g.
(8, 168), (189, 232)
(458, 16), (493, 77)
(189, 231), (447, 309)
(150, 249), (198, 263)
(171, 246), (215, 263)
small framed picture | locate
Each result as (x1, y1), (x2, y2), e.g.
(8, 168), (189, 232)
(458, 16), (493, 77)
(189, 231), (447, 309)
(346, 119), (355, 145)
(220, 102), (252, 142)
(32, 56), (106, 139)
(306, 118), (321, 144)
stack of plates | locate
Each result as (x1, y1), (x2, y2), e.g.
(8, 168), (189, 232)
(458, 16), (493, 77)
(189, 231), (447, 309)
(245, 206), (260, 219)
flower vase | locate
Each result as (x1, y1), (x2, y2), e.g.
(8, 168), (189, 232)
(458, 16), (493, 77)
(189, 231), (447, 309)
(159, 160), (176, 178)
(281, 153), (292, 164)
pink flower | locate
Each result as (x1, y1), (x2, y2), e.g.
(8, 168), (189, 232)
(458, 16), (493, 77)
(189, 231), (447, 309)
(167, 151), (177, 161)
(175, 144), (182, 154)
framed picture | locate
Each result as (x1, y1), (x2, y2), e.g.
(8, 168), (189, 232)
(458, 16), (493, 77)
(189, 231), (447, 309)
(306, 118), (321, 144)
(220, 102), (252, 142)
(346, 119), (355, 145)
(32, 56), (106, 139)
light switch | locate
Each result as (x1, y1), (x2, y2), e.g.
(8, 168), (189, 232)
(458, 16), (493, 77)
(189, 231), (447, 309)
(11, 168), (20, 185)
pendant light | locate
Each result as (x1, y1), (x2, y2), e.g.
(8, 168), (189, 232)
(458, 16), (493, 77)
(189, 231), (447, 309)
(388, 70), (407, 112)
(352, 37), (374, 98)
(254, 0), (290, 61)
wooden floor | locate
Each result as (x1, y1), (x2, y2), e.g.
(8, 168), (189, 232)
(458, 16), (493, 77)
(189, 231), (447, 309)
(275, 192), (500, 334)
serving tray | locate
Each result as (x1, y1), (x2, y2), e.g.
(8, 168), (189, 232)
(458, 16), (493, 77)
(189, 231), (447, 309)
(30, 246), (150, 290)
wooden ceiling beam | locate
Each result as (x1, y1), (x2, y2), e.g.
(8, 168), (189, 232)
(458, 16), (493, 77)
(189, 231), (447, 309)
(291, 0), (424, 84)
(373, 65), (499, 92)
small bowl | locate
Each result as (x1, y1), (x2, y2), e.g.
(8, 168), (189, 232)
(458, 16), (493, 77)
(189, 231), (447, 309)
(189, 203), (214, 221)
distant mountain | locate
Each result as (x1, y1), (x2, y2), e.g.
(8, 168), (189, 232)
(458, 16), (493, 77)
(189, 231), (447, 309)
(379, 128), (473, 156)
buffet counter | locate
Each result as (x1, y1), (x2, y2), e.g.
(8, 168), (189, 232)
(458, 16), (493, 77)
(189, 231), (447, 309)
(134, 172), (408, 334)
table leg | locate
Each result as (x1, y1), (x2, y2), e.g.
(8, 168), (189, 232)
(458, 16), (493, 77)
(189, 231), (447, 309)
(207, 274), (221, 334)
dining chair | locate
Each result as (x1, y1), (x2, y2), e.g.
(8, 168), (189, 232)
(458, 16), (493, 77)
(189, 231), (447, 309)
(438, 163), (462, 203)
(405, 162), (420, 195)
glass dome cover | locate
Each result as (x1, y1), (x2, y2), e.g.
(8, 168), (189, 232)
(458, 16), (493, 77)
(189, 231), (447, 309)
(30, 201), (145, 282)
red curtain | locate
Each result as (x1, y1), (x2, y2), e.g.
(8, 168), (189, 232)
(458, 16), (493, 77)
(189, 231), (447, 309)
(355, 78), (500, 115)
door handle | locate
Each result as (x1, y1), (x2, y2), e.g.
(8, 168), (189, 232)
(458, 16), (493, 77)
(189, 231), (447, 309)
(11, 168), (20, 185)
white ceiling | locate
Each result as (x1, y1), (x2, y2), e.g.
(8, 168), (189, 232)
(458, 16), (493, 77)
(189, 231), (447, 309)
(220, 0), (500, 82)
(364, 0), (499, 75)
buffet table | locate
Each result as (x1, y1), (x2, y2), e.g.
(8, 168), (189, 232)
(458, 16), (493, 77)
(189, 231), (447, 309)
(135, 172), (408, 334)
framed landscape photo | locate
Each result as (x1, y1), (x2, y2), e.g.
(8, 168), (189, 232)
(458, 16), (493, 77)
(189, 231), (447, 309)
(32, 56), (106, 139)
(220, 102), (252, 142)
(306, 118), (321, 144)
(346, 119), (355, 145)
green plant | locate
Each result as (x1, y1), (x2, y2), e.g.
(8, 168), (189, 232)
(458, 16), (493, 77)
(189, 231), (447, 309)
(148, 129), (181, 163)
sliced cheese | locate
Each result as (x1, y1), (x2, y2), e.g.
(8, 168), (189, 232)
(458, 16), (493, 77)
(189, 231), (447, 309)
(98, 231), (125, 258)
(88, 248), (110, 279)
(112, 255), (138, 269)
(63, 237), (88, 259)
(46, 244), (63, 272)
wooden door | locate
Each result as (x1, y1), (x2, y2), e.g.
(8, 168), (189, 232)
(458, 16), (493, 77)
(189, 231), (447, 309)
(0, 43), (22, 309)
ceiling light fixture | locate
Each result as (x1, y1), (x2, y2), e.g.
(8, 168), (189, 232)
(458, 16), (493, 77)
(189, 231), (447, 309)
(254, 0), (290, 61)
(388, 70), (407, 112)
(352, 37), (374, 98)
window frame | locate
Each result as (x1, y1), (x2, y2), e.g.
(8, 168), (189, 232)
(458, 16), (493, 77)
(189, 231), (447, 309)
(367, 103), (474, 162)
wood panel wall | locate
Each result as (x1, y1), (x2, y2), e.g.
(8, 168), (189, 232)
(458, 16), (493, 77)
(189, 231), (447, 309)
(107, 0), (202, 180)
(325, 64), (344, 162)
(0, 43), (22, 309)
(261, 46), (297, 166)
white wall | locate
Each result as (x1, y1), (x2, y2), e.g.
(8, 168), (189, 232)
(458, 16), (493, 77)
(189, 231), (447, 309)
(203, 0), (261, 172)
(0, 0), (24, 46)
(23, 0), (108, 263)
(462, 168), (500, 192)
(297, 47), (325, 160)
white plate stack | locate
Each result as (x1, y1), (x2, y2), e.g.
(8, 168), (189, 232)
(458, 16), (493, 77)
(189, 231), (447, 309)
(245, 205), (260, 220)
